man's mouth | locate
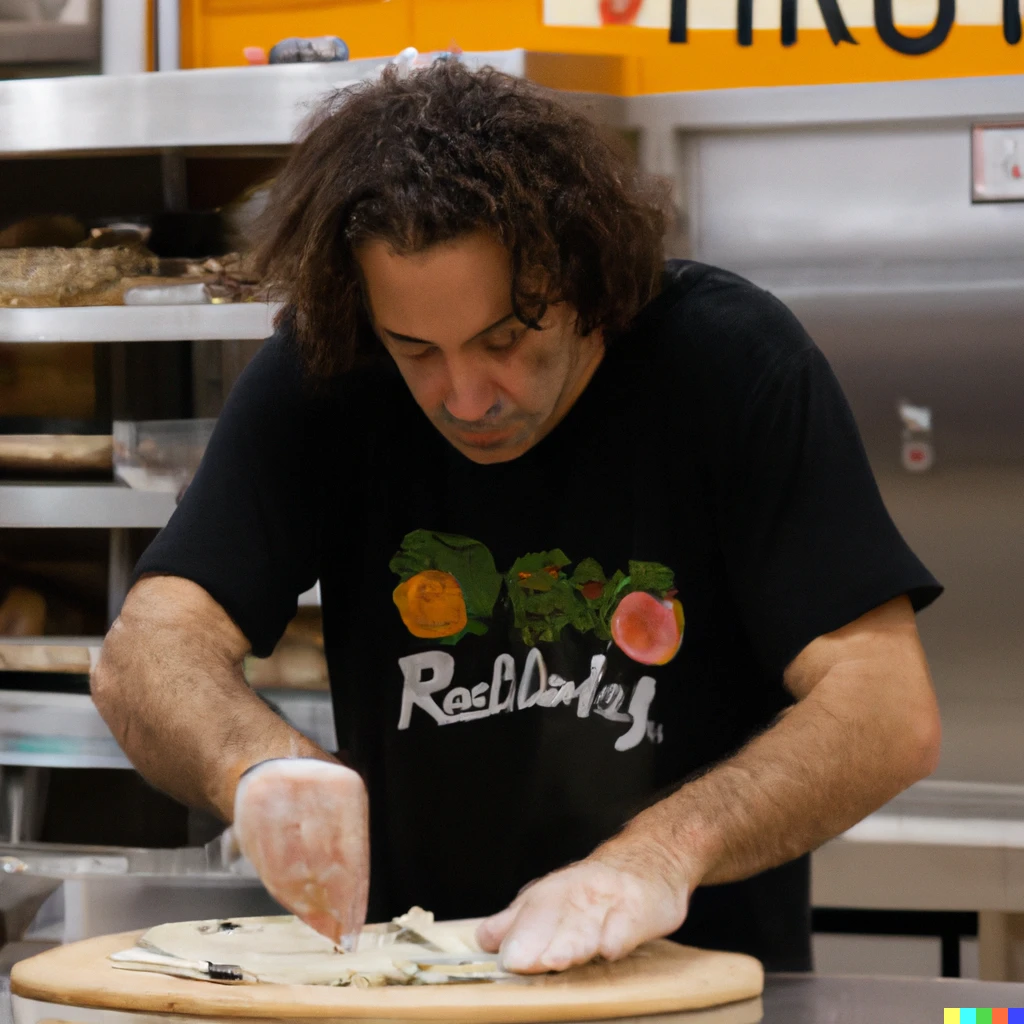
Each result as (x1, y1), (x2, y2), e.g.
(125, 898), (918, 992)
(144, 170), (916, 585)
(452, 425), (520, 449)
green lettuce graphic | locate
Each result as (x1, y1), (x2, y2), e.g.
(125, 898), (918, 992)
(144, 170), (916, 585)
(507, 549), (594, 645)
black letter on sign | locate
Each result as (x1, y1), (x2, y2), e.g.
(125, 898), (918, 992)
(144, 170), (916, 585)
(669, 0), (688, 42)
(1005, 0), (1022, 44)
(737, 0), (753, 44)
(781, 0), (859, 45)
(874, 0), (955, 54)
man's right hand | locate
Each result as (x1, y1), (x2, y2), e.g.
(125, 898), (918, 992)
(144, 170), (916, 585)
(233, 758), (370, 948)
(94, 577), (369, 948)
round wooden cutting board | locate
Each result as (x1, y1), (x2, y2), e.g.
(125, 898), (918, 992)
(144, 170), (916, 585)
(11, 928), (763, 1023)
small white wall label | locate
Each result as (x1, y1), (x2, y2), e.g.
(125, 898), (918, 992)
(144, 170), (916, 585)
(972, 124), (1024, 202)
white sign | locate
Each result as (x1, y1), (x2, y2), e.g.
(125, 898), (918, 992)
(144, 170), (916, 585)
(545, 0), (1011, 31)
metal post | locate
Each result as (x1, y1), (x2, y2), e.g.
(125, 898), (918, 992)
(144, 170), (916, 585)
(107, 527), (132, 625)
(156, 0), (180, 71)
(101, 0), (148, 75)
(160, 149), (188, 213)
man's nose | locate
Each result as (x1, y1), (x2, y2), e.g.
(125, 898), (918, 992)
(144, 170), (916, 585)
(443, 356), (500, 424)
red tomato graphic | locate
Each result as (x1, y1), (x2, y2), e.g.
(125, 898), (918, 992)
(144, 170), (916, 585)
(600, 0), (644, 25)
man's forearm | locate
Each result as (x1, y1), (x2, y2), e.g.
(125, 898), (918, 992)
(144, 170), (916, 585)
(476, 601), (940, 973)
(92, 577), (335, 820)
(600, 631), (940, 889)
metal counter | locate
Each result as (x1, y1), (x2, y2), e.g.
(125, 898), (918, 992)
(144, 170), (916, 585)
(763, 974), (1024, 1023)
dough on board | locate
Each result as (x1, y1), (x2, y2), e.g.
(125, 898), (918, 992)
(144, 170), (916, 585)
(110, 908), (511, 987)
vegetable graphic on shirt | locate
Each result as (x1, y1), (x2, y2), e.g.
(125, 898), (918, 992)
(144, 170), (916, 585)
(393, 570), (468, 639)
(390, 531), (502, 644)
(506, 549), (595, 646)
(568, 557), (683, 663)
(611, 591), (685, 665)
(389, 533), (684, 663)
(569, 557), (612, 639)
(608, 560), (684, 665)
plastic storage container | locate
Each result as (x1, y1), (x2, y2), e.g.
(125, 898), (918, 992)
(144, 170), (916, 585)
(112, 418), (216, 495)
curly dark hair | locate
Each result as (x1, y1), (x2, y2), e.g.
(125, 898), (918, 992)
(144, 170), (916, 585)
(252, 59), (669, 378)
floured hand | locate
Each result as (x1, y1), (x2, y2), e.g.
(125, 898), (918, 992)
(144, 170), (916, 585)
(476, 849), (690, 974)
(233, 759), (369, 949)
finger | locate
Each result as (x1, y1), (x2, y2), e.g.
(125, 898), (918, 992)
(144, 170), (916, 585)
(499, 893), (568, 973)
(598, 906), (645, 962)
(476, 903), (519, 952)
(535, 900), (611, 972)
(300, 908), (346, 946)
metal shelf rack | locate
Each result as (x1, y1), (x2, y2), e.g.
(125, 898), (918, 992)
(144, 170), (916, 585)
(0, 484), (176, 530)
(0, 51), (528, 157)
(0, 688), (335, 770)
(0, 303), (279, 344)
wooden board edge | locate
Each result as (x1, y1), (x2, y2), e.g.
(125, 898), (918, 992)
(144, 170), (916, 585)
(11, 932), (764, 1022)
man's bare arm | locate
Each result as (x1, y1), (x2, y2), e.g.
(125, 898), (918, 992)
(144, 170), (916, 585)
(479, 595), (942, 971)
(609, 594), (941, 887)
(91, 575), (336, 821)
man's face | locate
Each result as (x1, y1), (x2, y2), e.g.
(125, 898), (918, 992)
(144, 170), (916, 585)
(357, 232), (603, 465)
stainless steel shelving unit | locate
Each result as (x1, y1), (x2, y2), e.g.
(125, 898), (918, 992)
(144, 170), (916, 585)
(1, 50), (533, 605)
(0, 53), (529, 799)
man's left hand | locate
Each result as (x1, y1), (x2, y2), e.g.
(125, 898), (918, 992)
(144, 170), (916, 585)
(475, 842), (691, 973)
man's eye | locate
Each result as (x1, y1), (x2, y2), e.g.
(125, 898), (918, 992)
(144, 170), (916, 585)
(404, 345), (435, 361)
(485, 328), (525, 354)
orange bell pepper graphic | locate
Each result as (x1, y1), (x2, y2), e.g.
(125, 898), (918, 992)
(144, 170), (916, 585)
(393, 570), (468, 639)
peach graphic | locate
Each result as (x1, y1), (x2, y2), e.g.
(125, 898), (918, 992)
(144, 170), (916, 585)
(611, 591), (684, 665)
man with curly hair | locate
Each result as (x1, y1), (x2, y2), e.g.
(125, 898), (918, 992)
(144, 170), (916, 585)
(94, 60), (941, 974)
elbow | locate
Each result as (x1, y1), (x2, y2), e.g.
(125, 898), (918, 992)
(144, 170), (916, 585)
(90, 619), (130, 733)
(901, 692), (942, 787)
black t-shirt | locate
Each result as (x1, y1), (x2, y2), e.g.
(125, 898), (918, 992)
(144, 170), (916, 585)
(135, 260), (940, 971)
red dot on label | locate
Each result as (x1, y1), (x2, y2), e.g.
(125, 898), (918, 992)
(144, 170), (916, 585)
(910, 450), (924, 461)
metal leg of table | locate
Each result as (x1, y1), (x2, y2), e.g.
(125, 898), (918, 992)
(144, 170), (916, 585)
(979, 912), (1024, 981)
(0, 766), (49, 844)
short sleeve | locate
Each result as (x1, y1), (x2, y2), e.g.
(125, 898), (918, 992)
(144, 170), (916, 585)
(132, 327), (325, 656)
(704, 291), (942, 677)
